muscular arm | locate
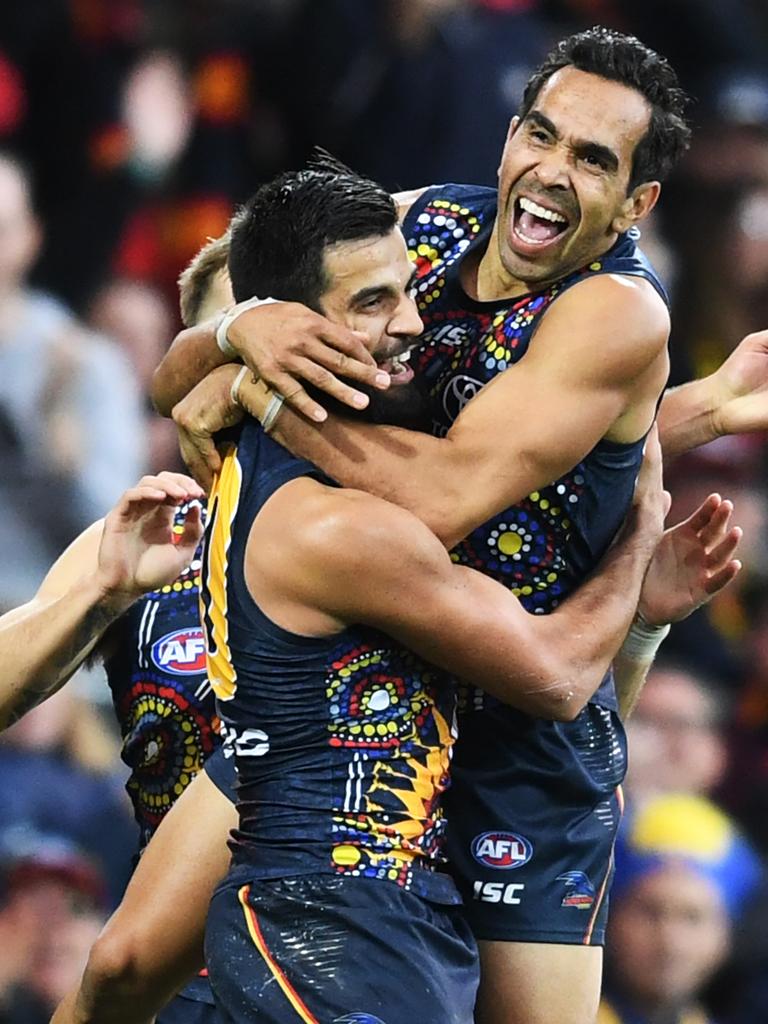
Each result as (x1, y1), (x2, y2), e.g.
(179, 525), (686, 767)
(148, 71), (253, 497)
(249, 473), (661, 722)
(244, 276), (668, 547)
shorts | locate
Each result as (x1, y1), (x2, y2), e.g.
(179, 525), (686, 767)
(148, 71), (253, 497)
(445, 701), (627, 945)
(157, 992), (219, 1023)
(205, 871), (479, 1024)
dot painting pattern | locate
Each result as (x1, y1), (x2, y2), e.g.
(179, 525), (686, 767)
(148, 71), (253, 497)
(324, 641), (455, 890)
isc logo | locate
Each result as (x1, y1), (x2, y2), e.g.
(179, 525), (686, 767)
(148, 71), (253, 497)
(151, 628), (207, 676)
(471, 831), (533, 869)
(473, 881), (525, 905)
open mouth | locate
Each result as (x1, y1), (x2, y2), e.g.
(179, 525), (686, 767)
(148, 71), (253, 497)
(511, 195), (571, 254)
(377, 347), (415, 385)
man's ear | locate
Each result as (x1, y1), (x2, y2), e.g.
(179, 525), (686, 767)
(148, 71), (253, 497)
(612, 181), (661, 234)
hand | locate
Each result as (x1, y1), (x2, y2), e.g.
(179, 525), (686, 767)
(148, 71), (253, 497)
(173, 365), (244, 490)
(632, 425), (671, 545)
(638, 493), (742, 626)
(227, 301), (390, 422)
(711, 329), (768, 436)
(96, 473), (205, 602)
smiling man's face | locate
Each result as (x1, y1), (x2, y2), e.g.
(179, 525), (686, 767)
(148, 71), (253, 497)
(318, 228), (428, 426)
(496, 65), (655, 288)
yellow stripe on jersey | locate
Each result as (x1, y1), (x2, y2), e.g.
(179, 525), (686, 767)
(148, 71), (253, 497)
(201, 443), (242, 702)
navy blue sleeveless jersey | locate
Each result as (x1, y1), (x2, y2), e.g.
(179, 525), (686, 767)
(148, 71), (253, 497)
(201, 419), (460, 902)
(402, 183), (669, 711)
(104, 505), (220, 851)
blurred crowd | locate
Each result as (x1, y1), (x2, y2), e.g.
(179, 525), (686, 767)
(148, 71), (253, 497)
(1, 1), (768, 1021)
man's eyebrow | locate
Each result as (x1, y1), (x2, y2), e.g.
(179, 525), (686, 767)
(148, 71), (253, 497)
(576, 140), (619, 173)
(525, 110), (559, 138)
(351, 269), (419, 306)
(525, 110), (620, 172)
(350, 284), (391, 306)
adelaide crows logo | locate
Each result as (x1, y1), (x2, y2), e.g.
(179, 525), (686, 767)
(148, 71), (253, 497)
(556, 871), (595, 909)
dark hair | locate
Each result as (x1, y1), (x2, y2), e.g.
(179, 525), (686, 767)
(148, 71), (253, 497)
(519, 27), (691, 189)
(228, 154), (397, 309)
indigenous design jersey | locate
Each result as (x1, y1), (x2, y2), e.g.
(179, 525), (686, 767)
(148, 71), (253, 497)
(402, 183), (669, 711)
(201, 420), (458, 901)
(104, 504), (220, 851)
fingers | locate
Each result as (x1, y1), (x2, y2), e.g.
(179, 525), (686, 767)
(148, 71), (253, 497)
(303, 338), (389, 388)
(178, 433), (219, 493)
(685, 493), (722, 534)
(705, 525), (742, 570)
(703, 559), (742, 595)
(124, 473), (204, 506)
(697, 499), (734, 549)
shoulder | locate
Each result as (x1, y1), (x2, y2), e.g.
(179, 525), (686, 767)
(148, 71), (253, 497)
(543, 272), (669, 368)
(256, 478), (437, 578)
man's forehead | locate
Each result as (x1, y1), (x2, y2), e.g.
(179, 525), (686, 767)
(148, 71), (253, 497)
(323, 229), (410, 293)
(533, 65), (651, 151)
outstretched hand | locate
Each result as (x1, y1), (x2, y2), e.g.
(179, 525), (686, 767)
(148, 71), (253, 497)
(638, 493), (742, 626)
(712, 330), (768, 437)
(97, 472), (205, 601)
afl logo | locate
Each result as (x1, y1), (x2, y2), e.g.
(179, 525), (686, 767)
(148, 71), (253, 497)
(151, 628), (207, 676)
(471, 831), (533, 869)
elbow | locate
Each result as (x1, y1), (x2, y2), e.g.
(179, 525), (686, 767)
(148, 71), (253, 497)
(516, 658), (590, 722)
(79, 926), (168, 1013)
(150, 363), (174, 418)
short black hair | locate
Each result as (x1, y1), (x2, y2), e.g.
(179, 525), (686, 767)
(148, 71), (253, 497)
(519, 27), (691, 190)
(228, 155), (397, 309)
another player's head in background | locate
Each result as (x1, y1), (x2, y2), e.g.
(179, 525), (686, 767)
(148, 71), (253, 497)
(604, 794), (762, 1020)
(624, 661), (729, 803)
(229, 155), (425, 426)
(178, 231), (233, 328)
(495, 27), (691, 288)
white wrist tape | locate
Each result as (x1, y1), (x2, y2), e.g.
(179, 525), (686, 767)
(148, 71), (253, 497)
(216, 296), (281, 358)
(230, 365), (250, 407)
(621, 614), (670, 662)
(262, 392), (285, 434)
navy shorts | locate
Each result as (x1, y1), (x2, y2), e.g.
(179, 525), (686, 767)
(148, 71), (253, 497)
(205, 871), (479, 1024)
(157, 992), (219, 1024)
(445, 701), (627, 945)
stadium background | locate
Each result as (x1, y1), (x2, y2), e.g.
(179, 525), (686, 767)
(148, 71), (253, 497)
(1, 1), (767, 1020)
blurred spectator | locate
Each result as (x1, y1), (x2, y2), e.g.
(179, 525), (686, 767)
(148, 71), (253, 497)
(0, 687), (137, 908)
(625, 663), (729, 804)
(276, 0), (551, 189)
(0, 151), (147, 609)
(599, 794), (763, 1024)
(88, 277), (180, 471)
(0, 832), (107, 1024)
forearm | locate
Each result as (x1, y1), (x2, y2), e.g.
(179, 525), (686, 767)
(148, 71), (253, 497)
(533, 513), (656, 715)
(0, 577), (132, 729)
(657, 376), (719, 459)
(613, 617), (670, 717)
(613, 651), (654, 719)
(152, 321), (229, 417)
